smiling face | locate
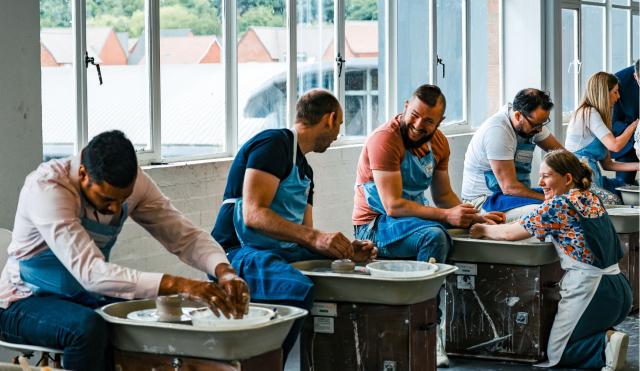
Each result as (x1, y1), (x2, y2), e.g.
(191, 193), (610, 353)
(400, 96), (445, 148)
(537, 161), (573, 201)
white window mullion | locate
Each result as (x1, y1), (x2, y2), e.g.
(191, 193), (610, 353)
(287, 0), (297, 128)
(429, 0), (437, 85)
(73, 0), (88, 153)
(384, 0), (397, 117)
(605, 0), (612, 71)
(335, 0), (346, 134)
(141, 0), (161, 163)
(462, 0), (468, 124)
(224, 0), (238, 155)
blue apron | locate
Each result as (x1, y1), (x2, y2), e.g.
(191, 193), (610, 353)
(224, 128), (322, 302)
(359, 144), (449, 248)
(482, 114), (543, 212)
(573, 138), (626, 196)
(19, 199), (128, 308)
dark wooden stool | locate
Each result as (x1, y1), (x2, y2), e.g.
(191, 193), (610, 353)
(113, 348), (282, 371)
(618, 232), (639, 312)
(444, 262), (563, 362)
(300, 298), (437, 371)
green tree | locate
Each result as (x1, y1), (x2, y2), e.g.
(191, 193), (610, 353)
(40, 0), (72, 28)
(346, 0), (378, 20)
(238, 5), (285, 35)
(237, 0), (284, 16)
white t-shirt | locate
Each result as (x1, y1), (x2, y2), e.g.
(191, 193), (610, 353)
(565, 107), (612, 152)
(461, 104), (551, 200)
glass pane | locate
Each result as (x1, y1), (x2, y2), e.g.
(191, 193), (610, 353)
(396, 1), (430, 113)
(611, 8), (630, 72)
(159, 0), (225, 158)
(634, 14), (639, 61)
(436, 0), (463, 124)
(237, 0), (287, 147)
(612, 0), (630, 5)
(296, 0), (334, 96)
(581, 5), (606, 90)
(345, 0), (384, 135)
(468, 0), (500, 128)
(40, 0), (75, 160)
(86, 0), (150, 151)
(345, 95), (367, 136)
(562, 8), (579, 117)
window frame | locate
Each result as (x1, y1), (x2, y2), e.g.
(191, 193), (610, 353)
(50, 0), (501, 162)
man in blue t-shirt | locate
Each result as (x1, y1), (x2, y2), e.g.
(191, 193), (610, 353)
(212, 89), (377, 361)
(612, 60), (640, 184)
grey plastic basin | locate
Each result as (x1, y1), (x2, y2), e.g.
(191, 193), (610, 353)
(96, 300), (306, 360)
(605, 206), (640, 233)
(292, 260), (458, 305)
(448, 229), (559, 266)
(616, 185), (640, 206)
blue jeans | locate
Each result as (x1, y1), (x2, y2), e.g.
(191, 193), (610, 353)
(0, 295), (109, 371)
(355, 220), (451, 322)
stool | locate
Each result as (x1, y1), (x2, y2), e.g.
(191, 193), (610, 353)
(0, 340), (63, 368)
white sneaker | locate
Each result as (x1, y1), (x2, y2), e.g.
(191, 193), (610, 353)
(436, 328), (449, 368)
(602, 331), (629, 371)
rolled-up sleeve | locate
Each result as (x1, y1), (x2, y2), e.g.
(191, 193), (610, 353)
(129, 170), (229, 277)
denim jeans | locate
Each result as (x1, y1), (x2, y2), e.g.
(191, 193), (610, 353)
(0, 295), (109, 371)
(355, 218), (451, 322)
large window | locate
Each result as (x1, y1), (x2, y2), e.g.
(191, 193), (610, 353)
(560, 0), (639, 119)
(395, 0), (501, 129)
(40, 0), (501, 162)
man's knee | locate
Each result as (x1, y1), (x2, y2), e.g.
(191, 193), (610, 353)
(71, 310), (107, 348)
(418, 228), (450, 262)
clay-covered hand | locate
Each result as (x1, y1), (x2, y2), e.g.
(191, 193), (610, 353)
(312, 231), (354, 259)
(480, 211), (506, 225)
(444, 204), (479, 228)
(215, 263), (250, 319)
(351, 239), (377, 262)
(159, 275), (234, 318)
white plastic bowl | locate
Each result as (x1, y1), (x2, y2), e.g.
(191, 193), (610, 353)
(188, 306), (275, 329)
(616, 185), (640, 206)
(366, 260), (439, 279)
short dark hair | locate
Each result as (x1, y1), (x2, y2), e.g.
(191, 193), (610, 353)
(81, 130), (138, 188)
(635, 59), (639, 75)
(412, 84), (446, 110)
(512, 88), (554, 117)
(295, 89), (341, 126)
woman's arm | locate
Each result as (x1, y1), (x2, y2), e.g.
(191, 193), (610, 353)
(599, 153), (640, 172)
(469, 222), (532, 241)
(599, 119), (638, 153)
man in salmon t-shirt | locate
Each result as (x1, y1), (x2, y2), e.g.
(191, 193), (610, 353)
(352, 84), (504, 367)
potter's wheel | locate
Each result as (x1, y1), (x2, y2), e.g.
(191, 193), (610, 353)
(126, 307), (196, 322)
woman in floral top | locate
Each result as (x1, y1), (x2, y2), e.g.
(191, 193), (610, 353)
(471, 150), (631, 371)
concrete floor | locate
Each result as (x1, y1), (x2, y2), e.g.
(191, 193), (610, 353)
(286, 314), (639, 371)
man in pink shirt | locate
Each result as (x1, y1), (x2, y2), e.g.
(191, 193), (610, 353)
(0, 131), (248, 371)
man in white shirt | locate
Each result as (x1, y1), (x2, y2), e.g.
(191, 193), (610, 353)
(461, 89), (564, 221)
(0, 131), (249, 371)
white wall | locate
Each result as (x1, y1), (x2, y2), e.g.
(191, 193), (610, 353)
(0, 1), (43, 229)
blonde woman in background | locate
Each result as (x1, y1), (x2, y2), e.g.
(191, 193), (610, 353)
(471, 150), (632, 371)
(564, 72), (639, 203)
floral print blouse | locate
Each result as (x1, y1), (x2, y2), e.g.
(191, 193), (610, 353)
(520, 189), (605, 264)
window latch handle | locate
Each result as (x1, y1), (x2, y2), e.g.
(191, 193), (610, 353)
(85, 51), (103, 85)
(437, 55), (445, 79)
(335, 53), (346, 78)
